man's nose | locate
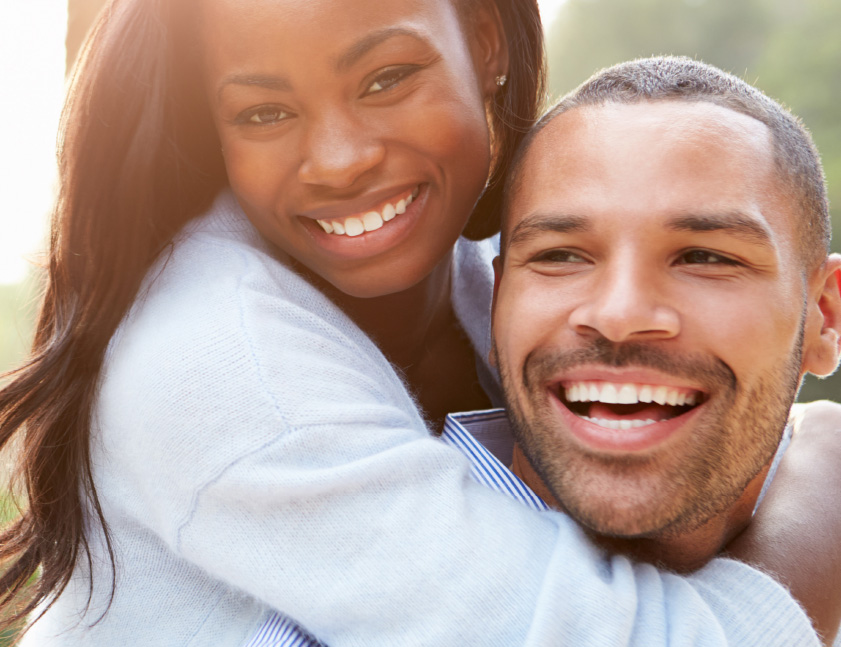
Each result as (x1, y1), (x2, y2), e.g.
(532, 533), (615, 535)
(567, 260), (680, 343)
(297, 111), (386, 189)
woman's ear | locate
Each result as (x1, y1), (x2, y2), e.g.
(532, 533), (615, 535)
(801, 254), (841, 377)
(467, 1), (509, 98)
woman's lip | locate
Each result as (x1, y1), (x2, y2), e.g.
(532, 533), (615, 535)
(301, 184), (429, 259)
(549, 388), (704, 454)
(298, 183), (421, 222)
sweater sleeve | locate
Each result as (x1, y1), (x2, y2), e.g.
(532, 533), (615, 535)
(95, 227), (819, 647)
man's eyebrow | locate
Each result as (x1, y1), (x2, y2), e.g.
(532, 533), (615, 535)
(336, 27), (427, 72)
(667, 213), (774, 247)
(217, 74), (292, 102)
(507, 214), (591, 248)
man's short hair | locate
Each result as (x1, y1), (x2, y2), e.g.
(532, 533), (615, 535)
(504, 56), (831, 270)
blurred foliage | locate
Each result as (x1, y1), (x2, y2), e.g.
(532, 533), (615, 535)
(0, 275), (38, 380)
(545, 0), (841, 402)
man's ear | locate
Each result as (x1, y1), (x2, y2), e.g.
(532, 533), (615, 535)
(801, 253), (841, 377)
(468, 1), (509, 99)
(489, 255), (503, 368)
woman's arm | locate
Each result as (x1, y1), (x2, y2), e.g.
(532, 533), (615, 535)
(727, 400), (841, 646)
(91, 215), (822, 646)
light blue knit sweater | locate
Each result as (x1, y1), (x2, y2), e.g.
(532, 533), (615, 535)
(22, 191), (820, 646)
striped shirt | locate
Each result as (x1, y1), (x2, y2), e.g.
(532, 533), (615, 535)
(243, 409), (793, 647)
(243, 409), (537, 647)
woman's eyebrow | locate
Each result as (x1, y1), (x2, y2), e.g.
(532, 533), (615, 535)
(217, 73), (292, 101)
(335, 27), (428, 72)
(216, 27), (427, 102)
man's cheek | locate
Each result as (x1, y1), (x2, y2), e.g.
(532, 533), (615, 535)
(690, 293), (799, 374)
(499, 299), (563, 370)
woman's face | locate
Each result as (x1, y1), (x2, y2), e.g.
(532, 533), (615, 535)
(202, 0), (504, 297)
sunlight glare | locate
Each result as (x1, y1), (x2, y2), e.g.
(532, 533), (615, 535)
(0, 4), (67, 285)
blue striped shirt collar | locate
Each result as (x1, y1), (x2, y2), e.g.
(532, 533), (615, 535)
(243, 409), (543, 647)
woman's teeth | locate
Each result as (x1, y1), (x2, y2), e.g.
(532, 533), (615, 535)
(564, 381), (699, 407)
(316, 187), (419, 237)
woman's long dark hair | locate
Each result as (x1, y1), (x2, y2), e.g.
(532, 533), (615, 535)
(0, 0), (543, 635)
(0, 0), (224, 633)
(463, 0), (547, 239)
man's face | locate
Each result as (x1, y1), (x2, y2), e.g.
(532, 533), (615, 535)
(492, 101), (812, 539)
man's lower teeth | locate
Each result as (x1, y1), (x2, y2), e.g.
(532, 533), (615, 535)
(582, 416), (657, 430)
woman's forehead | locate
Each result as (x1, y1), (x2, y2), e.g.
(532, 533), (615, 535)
(198, 0), (463, 51)
(199, 0), (474, 95)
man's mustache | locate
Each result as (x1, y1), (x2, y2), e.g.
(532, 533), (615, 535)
(521, 337), (737, 393)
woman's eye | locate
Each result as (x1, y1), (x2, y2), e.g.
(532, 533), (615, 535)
(237, 107), (291, 126)
(677, 249), (741, 266)
(364, 66), (417, 96)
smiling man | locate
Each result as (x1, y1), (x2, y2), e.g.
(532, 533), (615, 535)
(492, 57), (841, 576)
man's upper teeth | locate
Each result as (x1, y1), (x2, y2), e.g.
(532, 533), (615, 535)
(316, 188), (417, 236)
(565, 381), (698, 406)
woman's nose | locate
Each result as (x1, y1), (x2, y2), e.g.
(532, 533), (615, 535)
(297, 111), (386, 189)
(567, 262), (681, 343)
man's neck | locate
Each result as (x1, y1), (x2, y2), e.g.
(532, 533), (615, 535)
(511, 443), (771, 573)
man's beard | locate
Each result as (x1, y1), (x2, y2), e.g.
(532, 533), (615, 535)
(495, 335), (803, 539)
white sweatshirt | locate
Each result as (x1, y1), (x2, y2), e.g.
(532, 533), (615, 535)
(22, 190), (819, 646)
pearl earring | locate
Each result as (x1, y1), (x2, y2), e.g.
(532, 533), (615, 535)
(495, 74), (507, 87)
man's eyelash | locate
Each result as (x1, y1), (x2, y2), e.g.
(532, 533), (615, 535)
(531, 249), (587, 264)
(678, 250), (743, 266)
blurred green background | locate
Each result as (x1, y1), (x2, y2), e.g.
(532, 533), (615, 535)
(3, 0), (838, 399)
(543, 0), (841, 401)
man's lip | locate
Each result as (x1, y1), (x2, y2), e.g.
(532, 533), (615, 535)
(297, 183), (421, 222)
(549, 389), (705, 454)
(549, 366), (708, 394)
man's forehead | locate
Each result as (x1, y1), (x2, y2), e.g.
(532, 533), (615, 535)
(524, 100), (773, 168)
(504, 100), (790, 248)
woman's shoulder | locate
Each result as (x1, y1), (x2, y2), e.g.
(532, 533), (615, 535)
(96, 190), (413, 450)
(124, 190), (360, 347)
(92, 192), (424, 518)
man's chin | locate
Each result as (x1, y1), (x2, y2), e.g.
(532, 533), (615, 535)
(560, 487), (682, 540)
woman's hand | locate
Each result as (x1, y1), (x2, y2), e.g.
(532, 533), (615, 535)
(727, 399), (841, 646)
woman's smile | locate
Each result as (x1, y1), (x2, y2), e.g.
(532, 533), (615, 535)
(202, 0), (498, 297)
(298, 184), (430, 262)
(310, 185), (419, 236)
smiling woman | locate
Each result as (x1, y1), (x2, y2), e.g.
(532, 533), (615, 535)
(0, 1), (839, 646)
(204, 0), (500, 301)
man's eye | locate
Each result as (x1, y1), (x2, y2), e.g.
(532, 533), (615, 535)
(532, 249), (588, 264)
(677, 250), (741, 266)
(364, 66), (418, 95)
(237, 106), (291, 126)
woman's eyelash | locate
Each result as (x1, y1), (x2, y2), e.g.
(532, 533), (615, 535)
(365, 65), (420, 95)
(232, 66), (420, 125)
(234, 106), (291, 126)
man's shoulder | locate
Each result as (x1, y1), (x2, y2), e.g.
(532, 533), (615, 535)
(442, 409), (548, 511)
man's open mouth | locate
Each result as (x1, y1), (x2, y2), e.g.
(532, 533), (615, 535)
(556, 381), (706, 430)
